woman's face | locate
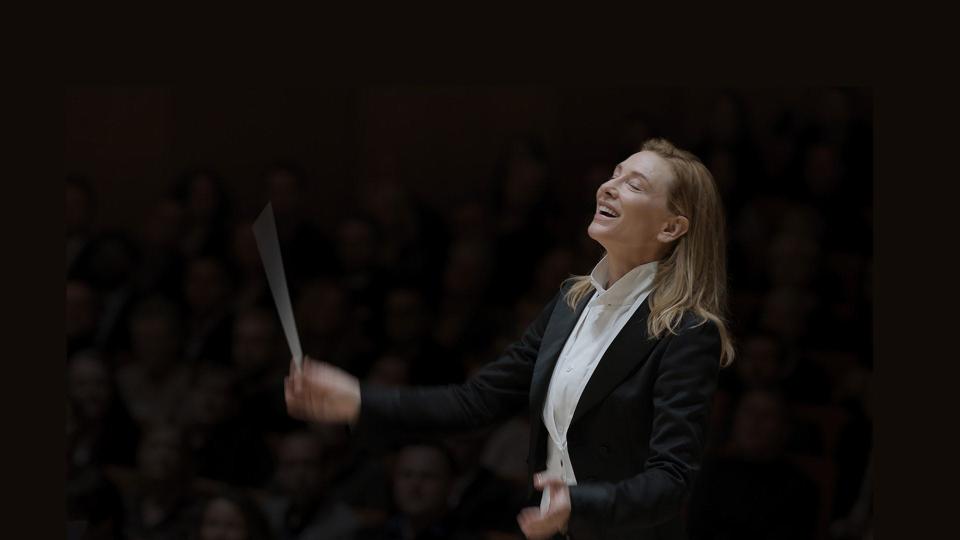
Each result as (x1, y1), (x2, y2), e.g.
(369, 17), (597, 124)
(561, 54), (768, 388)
(587, 151), (677, 260)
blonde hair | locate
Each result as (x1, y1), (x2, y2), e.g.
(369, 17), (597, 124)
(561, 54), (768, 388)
(563, 138), (735, 368)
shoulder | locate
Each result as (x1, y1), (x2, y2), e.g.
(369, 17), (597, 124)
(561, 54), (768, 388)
(659, 312), (722, 368)
(675, 311), (721, 337)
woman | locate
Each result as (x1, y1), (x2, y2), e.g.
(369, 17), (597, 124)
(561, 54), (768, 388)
(285, 138), (735, 540)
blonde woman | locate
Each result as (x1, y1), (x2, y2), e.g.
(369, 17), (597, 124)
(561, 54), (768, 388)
(286, 138), (735, 540)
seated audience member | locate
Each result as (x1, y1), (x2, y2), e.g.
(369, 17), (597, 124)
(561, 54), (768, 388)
(719, 330), (831, 406)
(69, 231), (142, 353)
(354, 175), (449, 293)
(192, 491), (275, 540)
(232, 306), (299, 434)
(432, 240), (500, 358)
(380, 287), (462, 385)
(124, 424), (199, 540)
(179, 365), (274, 488)
(327, 359), (414, 520)
(258, 162), (332, 290)
(333, 216), (388, 333)
(134, 197), (187, 299)
(117, 297), (193, 425)
(687, 389), (820, 540)
(444, 430), (525, 535)
(261, 430), (360, 540)
(230, 223), (270, 312)
(171, 169), (233, 259)
(358, 442), (473, 540)
(182, 255), (236, 366)
(295, 278), (376, 377)
(67, 459), (126, 540)
(67, 279), (102, 358)
(68, 349), (139, 469)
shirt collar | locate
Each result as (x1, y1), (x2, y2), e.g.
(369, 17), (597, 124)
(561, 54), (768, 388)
(588, 255), (658, 307)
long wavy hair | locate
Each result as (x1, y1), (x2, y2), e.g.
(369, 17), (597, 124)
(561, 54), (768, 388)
(563, 138), (735, 368)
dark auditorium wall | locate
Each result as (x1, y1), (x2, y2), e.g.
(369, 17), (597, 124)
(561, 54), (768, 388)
(65, 86), (780, 230)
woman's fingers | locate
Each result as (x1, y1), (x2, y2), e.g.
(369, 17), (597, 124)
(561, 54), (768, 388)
(284, 356), (358, 423)
(517, 507), (539, 530)
(533, 471), (564, 490)
(517, 507), (552, 539)
(284, 377), (301, 412)
(544, 478), (568, 495)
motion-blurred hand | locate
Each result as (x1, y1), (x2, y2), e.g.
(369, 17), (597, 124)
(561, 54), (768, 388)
(517, 472), (571, 539)
(284, 356), (361, 424)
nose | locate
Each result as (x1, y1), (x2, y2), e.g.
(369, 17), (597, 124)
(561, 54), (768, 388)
(598, 179), (618, 200)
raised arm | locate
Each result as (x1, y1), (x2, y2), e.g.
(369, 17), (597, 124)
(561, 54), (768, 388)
(285, 287), (562, 433)
(565, 317), (721, 539)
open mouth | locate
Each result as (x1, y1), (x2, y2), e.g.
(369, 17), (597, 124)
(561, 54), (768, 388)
(596, 203), (619, 218)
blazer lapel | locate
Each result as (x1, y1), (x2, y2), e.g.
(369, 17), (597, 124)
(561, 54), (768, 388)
(570, 297), (659, 424)
(529, 287), (593, 411)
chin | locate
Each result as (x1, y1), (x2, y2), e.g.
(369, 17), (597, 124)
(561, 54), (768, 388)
(587, 220), (599, 237)
(587, 221), (606, 242)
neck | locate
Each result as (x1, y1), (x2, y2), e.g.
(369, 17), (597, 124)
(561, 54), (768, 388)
(604, 252), (659, 288)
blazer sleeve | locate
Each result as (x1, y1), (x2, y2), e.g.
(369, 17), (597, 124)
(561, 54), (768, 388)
(566, 317), (721, 538)
(353, 287), (561, 435)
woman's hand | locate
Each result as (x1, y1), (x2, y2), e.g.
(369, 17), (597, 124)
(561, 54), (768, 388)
(517, 472), (571, 539)
(284, 356), (361, 424)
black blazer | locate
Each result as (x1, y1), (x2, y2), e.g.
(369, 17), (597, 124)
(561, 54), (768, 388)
(357, 281), (721, 540)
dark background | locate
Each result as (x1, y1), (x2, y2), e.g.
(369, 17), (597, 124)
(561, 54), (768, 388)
(65, 87), (873, 540)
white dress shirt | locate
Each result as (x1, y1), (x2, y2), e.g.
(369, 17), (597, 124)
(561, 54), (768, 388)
(539, 255), (658, 511)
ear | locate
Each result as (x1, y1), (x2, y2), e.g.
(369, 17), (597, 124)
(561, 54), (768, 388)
(657, 215), (689, 244)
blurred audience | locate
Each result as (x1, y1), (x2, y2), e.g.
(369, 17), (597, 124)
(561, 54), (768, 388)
(67, 350), (140, 469)
(232, 306), (299, 434)
(178, 365), (274, 487)
(182, 255), (236, 365)
(261, 430), (360, 540)
(117, 297), (192, 425)
(688, 390), (820, 540)
(124, 424), (199, 540)
(444, 430), (526, 536)
(192, 492), (275, 540)
(67, 279), (102, 357)
(172, 170), (233, 259)
(358, 442), (469, 540)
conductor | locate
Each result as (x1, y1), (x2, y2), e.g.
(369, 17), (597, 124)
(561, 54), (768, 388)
(285, 138), (735, 540)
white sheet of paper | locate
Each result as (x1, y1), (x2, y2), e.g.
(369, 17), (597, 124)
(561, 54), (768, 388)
(252, 202), (303, 370)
